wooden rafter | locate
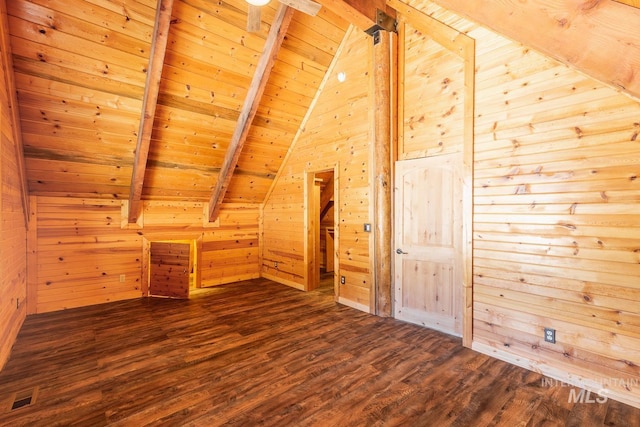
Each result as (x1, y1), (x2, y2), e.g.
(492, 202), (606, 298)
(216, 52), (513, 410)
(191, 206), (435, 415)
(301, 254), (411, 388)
(208, 4), (295, 222)
(0, 0), (30, 226)
(127, 0), (174, 223)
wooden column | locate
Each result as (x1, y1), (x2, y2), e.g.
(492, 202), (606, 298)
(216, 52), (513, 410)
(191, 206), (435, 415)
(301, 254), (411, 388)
(373, 30), (393, 317)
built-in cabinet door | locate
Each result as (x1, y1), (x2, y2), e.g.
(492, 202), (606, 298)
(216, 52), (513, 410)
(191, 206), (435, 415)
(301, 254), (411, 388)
(394, 153), (463, 336)
(149, 242), (190, 299)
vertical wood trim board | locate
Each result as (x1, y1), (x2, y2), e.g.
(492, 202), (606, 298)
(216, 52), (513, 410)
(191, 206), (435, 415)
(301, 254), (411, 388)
(332, 164), (341, 301)
(462, 34), (475, 349)
(26, 196), (37, 314)
(393, 0), (640, 409)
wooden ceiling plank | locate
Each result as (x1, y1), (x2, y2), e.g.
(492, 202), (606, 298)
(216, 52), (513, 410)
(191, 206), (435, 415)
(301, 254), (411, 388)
(1, 0), (30, 226)
(208, 4), (295, 222)
(128, 0), (174, 223)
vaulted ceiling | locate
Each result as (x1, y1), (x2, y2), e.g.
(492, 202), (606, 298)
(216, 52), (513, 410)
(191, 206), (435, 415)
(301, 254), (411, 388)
(4, 0), (640, 223)
(5, 0), (350, 220)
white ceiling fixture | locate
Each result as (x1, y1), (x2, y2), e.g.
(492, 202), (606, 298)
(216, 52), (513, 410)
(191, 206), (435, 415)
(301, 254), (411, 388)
(246, 0), (322, 32)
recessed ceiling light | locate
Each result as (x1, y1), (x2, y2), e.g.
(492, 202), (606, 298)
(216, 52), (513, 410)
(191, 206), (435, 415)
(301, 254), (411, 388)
(337, 72), (346, 82)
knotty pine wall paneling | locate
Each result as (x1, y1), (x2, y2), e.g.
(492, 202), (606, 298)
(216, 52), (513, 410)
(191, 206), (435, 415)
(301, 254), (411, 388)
(262, 28), (374, 311)
(396, 0), (640, 409)
(29, 198), (260, 313)
(0, 0), (27, 369)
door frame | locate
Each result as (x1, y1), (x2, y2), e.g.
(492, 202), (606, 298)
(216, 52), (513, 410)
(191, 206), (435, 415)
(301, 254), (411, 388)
(394, 154), (463, 335)
(304, 165), (339, 295)
(142, 235), (203, 297)
(394, 7), (475, 347)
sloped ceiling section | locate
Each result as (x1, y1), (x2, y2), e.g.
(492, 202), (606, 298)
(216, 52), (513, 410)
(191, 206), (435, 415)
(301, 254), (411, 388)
(7, 0), (640, 215)
(429, 0), (640, 101)
(7, 0), (348, 206)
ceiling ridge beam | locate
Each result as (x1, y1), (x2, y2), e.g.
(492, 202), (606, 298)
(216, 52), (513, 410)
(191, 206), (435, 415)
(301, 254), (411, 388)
(1, 0), (30, 227)
(128, 0), (174, 223)
(208, 4), (295, 222)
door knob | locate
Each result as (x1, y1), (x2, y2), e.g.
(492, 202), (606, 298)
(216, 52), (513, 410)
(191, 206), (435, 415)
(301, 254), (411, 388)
(396, 248), (408, 255)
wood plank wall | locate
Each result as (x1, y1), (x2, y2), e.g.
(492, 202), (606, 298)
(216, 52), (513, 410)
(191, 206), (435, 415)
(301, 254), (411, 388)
(262, 28), (373, 311)
(0, 4), (27, 369)
(399, 26), (465, 159)
(30, 197), (259, 313)
(401, 0), (640, 409)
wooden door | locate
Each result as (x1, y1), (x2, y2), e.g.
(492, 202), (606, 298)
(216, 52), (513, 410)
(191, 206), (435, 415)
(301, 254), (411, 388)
(149, 242), (191, 299)
(394, 153), (463, 336)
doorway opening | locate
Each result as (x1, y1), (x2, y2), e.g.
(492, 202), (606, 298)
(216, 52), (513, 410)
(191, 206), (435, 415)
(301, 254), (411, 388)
(144, 238), (201, 299)
(305, 167), (338, 297)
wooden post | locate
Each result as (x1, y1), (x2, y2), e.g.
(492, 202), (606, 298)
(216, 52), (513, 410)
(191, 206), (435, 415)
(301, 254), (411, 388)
(1, 0), (30, 226)
(373, 29), (393, 317)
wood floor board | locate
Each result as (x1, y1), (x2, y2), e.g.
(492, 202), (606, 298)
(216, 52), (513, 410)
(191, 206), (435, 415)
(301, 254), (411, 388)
(0, 277), (639, 426)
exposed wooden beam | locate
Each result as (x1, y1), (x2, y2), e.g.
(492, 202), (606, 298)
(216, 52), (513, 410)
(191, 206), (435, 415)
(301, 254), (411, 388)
(316, 0), (392, 30)
(421, 0), (640, 100)
(128, 0), (174, 223)
(208, 4), (295, 222)
(0, 0), (30, 227)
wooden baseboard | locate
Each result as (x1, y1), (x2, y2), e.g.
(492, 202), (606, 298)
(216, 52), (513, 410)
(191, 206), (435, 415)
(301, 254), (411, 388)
(472, 341), (640, 409)
(261, 273), (305, 291)
(338, 297), (370, 314)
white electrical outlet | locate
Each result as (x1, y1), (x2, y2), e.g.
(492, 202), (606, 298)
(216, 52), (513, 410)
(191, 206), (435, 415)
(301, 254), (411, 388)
(544, 327), (556, 344)
(119, 274), (126, 283)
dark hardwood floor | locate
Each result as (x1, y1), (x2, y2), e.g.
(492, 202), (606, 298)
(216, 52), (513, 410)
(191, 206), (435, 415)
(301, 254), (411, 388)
(0, 276), (638, 426)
